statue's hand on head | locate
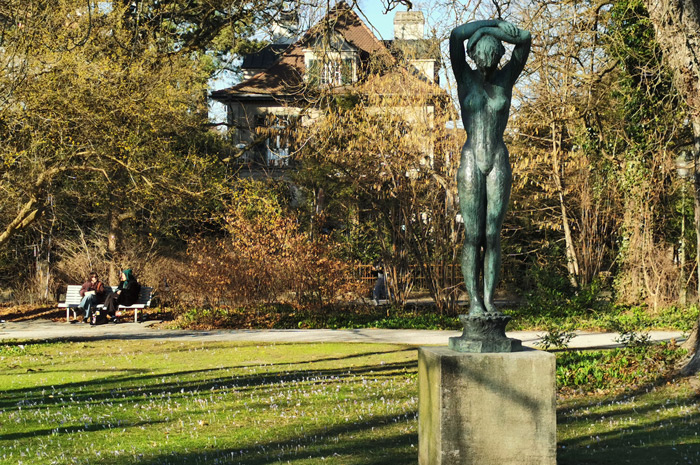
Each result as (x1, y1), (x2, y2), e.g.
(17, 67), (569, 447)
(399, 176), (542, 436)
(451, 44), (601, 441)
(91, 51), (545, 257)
(467, 21), (517, 56)
(498, 21), (519, 40)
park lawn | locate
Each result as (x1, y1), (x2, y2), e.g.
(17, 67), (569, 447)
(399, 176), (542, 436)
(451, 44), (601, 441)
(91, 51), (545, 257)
(0, 341), (418, 465)
(557, 381), (700, 465)
(0, 340), (698, 465)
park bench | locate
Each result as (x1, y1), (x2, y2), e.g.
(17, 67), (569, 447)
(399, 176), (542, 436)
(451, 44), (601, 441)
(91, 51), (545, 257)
(58, 285), (153, 323)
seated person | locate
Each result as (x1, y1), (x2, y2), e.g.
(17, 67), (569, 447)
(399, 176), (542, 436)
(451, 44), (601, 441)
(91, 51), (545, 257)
(78, 272), (106, 323)
(100, 269), (140, 324)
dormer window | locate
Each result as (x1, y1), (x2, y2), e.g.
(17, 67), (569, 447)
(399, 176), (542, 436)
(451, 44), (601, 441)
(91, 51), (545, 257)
(307, 57), (356, 86)
(304, 32), (358, 87)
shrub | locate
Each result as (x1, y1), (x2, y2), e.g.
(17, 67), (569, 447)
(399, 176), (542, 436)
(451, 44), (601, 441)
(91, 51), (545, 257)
(512, 265), (613, 330)
(602, 306), (652, 348)
(171, 182), (363, 311)
(53, 233), (176, 302)
(556, 342), (686, 394)
(654, 304), (700, 331)
(537, 324), (576, 350)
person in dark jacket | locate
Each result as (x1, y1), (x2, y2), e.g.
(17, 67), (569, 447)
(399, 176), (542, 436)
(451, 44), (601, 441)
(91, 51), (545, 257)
(372, 263), (388, 302)
(78, 272), (106, 323)
(100, 269), (140, 324)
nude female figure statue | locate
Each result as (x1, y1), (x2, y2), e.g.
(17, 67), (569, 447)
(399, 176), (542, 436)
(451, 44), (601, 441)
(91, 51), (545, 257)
(449, 20), (531, 317)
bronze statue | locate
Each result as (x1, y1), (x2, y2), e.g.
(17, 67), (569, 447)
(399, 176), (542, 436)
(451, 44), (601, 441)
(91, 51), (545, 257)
(450, 20), (531, 317)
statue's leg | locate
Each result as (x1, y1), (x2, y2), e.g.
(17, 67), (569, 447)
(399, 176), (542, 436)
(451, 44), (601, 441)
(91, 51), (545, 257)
(484, 158), (512, 314)
(458, 151), (487, 316)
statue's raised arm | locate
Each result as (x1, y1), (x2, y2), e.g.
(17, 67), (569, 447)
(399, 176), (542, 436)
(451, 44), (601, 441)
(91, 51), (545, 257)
(449, 20), (500, 79)
(450, 20), (531, 92)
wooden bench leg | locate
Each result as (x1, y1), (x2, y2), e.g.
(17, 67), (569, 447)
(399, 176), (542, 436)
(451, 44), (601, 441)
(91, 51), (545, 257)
(135, 308), (138, 323)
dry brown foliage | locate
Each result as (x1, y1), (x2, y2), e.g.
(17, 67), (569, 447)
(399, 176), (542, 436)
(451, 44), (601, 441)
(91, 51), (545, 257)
(169, 199), (363, 310)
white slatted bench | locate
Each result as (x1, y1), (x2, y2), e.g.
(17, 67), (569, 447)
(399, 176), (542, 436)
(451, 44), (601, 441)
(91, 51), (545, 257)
(58, 285), (153, 323)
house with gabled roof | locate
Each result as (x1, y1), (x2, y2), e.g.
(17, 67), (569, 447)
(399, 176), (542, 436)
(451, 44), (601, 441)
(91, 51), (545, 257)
(210, 1), (445, 170)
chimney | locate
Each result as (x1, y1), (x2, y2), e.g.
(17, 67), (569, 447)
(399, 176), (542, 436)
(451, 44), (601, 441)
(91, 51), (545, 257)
(271, 7), (299, 44)
(394, 11), (425, 40)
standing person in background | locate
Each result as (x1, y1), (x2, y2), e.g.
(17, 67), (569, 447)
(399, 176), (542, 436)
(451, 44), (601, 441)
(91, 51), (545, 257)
(78, 272), (106, 324)
(372, 263), (388, 303)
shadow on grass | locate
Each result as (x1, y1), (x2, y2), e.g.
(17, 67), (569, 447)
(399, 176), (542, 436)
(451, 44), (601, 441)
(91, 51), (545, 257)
(1, 343), (420, 465)
(0, 353), (417, 411)
(558, 411), (700, 465)
(557, 378), (700, 465)
(104, 412), (418, 465)
(558, 392), (698, 426)
(0, 419), (167, 442)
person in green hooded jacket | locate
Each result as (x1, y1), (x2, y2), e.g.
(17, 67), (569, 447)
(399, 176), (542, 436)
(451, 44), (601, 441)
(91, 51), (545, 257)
(99, 269), (141, 324)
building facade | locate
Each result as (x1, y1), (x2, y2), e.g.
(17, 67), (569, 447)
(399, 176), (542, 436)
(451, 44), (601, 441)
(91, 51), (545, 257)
(210, 2), (444, 171)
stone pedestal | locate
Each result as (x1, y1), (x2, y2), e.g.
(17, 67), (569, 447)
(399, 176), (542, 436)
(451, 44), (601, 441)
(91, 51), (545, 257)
(418, 347), (556, 465)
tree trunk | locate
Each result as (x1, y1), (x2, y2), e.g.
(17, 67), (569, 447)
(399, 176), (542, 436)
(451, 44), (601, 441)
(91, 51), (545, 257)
(551, 123), (580, 287)
(643, 0), (700, 374)
(694, 116), (700, 300)
(681, 321), (700, 375)
(558, 189), (580, 287)
(108, 208), (120, 286)
(685, 115), (700, 374)
(0, 198), (43, 249)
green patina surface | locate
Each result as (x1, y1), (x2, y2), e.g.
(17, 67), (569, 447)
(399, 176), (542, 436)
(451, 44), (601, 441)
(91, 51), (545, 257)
(450, 20), (531, 316)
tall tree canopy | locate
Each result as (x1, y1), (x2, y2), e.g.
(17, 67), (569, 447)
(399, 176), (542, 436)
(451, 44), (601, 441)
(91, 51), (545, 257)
(0, 0), (288, 283)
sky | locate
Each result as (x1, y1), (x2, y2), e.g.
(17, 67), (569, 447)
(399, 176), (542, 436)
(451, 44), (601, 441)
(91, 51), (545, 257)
(355, 1), (409, 41)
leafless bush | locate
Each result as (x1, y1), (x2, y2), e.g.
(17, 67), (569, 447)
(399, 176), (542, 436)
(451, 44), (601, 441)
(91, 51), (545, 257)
(53, 233), (176, 294)
(53, 235), (111, 285)
(170, 210), (363, 310)
(616, 243), (681, 310)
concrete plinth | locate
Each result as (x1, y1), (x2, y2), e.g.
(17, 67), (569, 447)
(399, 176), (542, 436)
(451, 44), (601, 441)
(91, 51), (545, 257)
(418, 347), (556, 465)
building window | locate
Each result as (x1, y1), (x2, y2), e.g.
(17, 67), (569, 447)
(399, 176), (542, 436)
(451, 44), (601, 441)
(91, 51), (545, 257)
(266, 133), (290, 167)
(307, 57), (355, 87)
(256, 114), (298, 167)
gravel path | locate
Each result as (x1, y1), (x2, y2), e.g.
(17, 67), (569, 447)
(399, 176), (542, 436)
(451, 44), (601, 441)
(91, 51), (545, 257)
(0, 319), (686, 349)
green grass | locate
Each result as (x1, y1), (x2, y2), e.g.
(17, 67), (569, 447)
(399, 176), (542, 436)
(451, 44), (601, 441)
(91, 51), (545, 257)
(505, 304), (700, 333)
(1, 341), (698, 464)
(555, 344), (686, 394)
(172, 303), (464, 331)
(557, 383), (700, 464)
(0, 341), (418, 464)
(555, 344), (699, 464)
(170, 301), (699, 333)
